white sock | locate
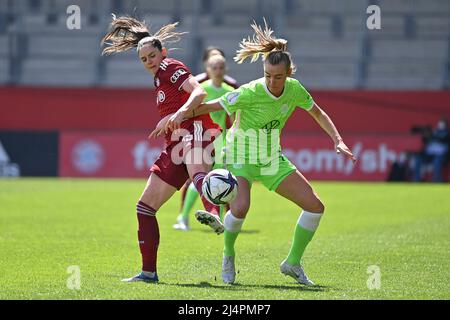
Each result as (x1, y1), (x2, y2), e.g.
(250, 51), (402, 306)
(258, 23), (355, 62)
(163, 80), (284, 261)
(142, 271), (156, 277)
(224, 210), (245, 233)
(298, 210), (323, 232)
(188, 181), (197, 192)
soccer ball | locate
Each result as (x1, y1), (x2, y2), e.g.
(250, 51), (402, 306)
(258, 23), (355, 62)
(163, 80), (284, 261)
(202, 169), (239, 205)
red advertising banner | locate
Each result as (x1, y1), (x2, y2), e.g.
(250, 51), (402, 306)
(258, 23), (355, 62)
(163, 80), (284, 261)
(60, 132), (164, 178)
(60, 132), (423, 181)
(281, 135), (422, 181)
(2, 87), (449, 135)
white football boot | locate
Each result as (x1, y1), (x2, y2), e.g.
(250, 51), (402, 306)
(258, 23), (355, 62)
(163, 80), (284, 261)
(280, 260), (315, 286)
(222, 255), (236, 284)
(121, 271), (159, 283)
(195, 210), (224, 234)
(173, 215), (189, 231)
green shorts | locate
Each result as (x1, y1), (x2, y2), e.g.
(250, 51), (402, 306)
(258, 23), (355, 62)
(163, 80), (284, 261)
(212, 134), (226, 170)
(227, 154), (296, 191)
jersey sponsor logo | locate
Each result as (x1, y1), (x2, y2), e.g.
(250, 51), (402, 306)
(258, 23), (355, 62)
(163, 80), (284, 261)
(226, 92), (240, 105)
(157, 90), (166, 104)
(170, 69), (187, 83)
(261, 120), (280, 134)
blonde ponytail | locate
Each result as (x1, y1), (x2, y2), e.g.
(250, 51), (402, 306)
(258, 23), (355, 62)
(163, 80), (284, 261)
(234, 18), (296, 73)
(234, 18), (288, 64)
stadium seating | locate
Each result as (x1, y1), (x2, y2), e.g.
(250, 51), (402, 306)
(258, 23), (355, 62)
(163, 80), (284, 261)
(21, 57), (97, 86)
(0, 58), (9, 84)
(0, 35), (8, 55)
(0, 35), (9, 84)
(0, 0), (448, 89)
(415, 16), (450, 38)
(366, 60), (444, 89)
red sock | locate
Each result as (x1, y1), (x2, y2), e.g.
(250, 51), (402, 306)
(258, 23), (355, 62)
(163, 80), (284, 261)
(192, 172), (220, 216)
(136, 201), (159, 273)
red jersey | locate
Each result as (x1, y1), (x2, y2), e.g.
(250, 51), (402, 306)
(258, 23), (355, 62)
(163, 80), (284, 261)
(154, 58), (219, 145)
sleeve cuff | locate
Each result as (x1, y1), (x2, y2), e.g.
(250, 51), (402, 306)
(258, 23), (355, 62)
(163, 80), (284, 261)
(178, 76), (191, 91)
(219, 99), (232, 115)
(304, 100), (315, 111)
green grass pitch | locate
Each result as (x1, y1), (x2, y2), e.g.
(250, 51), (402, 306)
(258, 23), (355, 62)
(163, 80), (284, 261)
(0, 178), (449, 300)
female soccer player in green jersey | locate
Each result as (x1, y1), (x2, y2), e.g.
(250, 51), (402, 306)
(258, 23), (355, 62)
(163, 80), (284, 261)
(173, 54), (235, 231)
(165, 20), (356, 285)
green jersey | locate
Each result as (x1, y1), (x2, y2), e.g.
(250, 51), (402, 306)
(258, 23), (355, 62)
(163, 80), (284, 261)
(219, 77), (314, 166)
(201, 79), (235, 131)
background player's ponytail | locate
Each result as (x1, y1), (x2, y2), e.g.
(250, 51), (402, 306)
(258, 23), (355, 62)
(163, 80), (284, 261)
(234, 18), (296, 74)
(101, 14), (186, 56)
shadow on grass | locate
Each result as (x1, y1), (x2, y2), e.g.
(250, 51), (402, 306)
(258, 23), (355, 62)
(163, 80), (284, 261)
(196, 229), (260, 235)
(159, 281), (329, 292)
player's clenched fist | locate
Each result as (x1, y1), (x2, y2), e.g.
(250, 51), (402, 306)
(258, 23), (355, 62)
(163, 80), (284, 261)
(164, 110), (185, 133)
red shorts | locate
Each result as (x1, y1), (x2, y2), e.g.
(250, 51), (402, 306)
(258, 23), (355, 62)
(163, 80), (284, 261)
(150, 121), (220, 190)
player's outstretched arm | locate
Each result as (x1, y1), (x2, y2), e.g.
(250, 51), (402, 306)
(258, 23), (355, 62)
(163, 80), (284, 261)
(308, 103), (357, 163)
(183, 99), (223, 119)
(148, 113), (174, 139)
(165, 98), (223, 133)
(165, 76), (207, 132)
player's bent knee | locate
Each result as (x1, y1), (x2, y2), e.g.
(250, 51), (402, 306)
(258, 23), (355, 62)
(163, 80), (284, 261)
(301, 196), (325, 214)
(309, 198), (325, 214)
(139, 191), (163, 212)
(230, 202), (249, 219)
(316, 200), (325, 213)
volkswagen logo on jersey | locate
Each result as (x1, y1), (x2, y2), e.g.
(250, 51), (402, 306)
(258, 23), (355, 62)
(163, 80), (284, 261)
(261, 120), (280, 134)
(170, 69), (187, 83)
(157, 90), (166, 104)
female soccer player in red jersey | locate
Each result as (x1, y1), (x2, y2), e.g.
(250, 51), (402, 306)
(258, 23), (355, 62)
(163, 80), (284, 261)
(174, 54), (236, 231)
(175, 48), (238, 231)
(101, 15), (224, 283)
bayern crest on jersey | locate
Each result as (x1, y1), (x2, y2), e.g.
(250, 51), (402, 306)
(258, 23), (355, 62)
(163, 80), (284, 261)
(157, 90), (166, 104)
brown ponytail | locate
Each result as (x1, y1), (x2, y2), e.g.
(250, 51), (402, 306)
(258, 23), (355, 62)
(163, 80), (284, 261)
(101, 14), (186, 56)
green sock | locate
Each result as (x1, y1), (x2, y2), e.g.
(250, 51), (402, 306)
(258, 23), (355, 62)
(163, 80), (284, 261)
(286, 224), (315, 265)
(219, 205), (225, 222)
(180, 184), (199, 219)
(224, 230), (240, 257)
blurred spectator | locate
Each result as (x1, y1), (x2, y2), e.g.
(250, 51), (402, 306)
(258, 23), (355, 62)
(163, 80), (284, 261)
(412, 118), (450, 182)
(388, 152), (410, 182)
